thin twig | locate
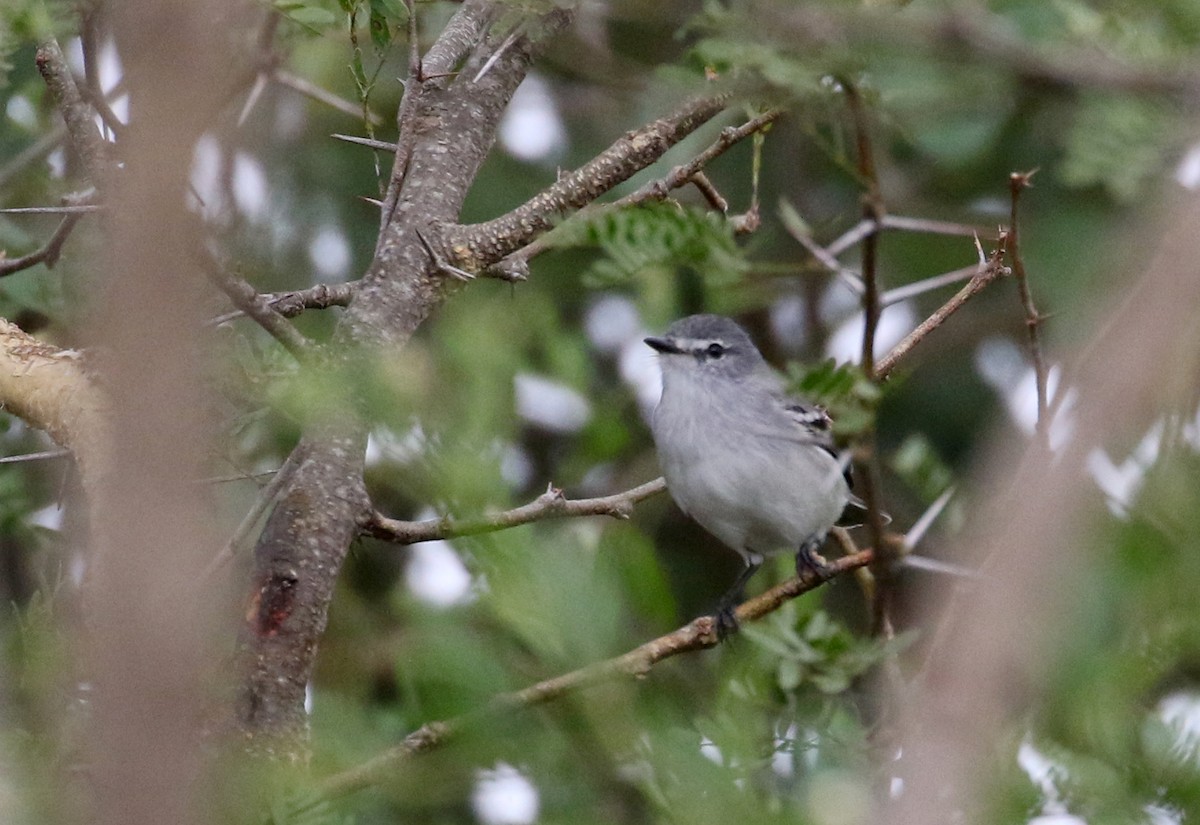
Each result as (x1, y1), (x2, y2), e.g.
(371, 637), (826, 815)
(273, 69), (382, 124)
(332, 133), (399, 152)
(472, 25), (522, 83)
(0, 449), (72, 464)
(367, 477), (667, 544)
(480, 107), (780, 280)
(199, 469), (278, 484)
(822, 215), (984, 258)
(827, 217), (876, 258)
(880, 265), (977, 307)
(200, 452), (300, 582)
(0, 205), (104, 215)
(449, 95), (733, 270)
(845, 82), (892, 638)
(208, 282), (356, 326)
(875, 239), (1010, 380)
(0, 126), (66, 192)
(778, 198), (865, 294)
(690, 171), (728, 212)
(1008, 170), (1048, 443)
(201, 259), (313, 359)
(880, 214), (984, 237)
(81, 11), (125, 139)
(0, 214), (83, 277)
(612, 108), (782, 210)
(311, 549), (875, 803)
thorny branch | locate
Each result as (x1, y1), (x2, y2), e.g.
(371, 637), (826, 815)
(843, 83), (893, 639)
(875, 238), (1010, 380)
(483, 107), (777, 280)
(310, 549), (875, 804)
(209, 282), (357, 326)
(367, 477), (667, 544)
(1008, 170), (1049, 441)
(444, 94), (730, 272)
(201, 259), (313, 359)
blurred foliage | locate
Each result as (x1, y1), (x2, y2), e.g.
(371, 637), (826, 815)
(545, 202), (749, 287)
(786, 358), (880, 439)
(1, 0), (1200, 824)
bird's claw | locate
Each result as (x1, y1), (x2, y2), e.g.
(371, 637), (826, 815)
(715, 605), (739, 642)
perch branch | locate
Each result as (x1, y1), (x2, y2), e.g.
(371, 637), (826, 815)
(313, 549), (875, 803)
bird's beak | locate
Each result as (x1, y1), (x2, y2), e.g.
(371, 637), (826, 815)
(644, 336), (680, 354)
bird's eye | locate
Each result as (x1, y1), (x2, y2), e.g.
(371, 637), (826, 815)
(705, 343), (725, 359)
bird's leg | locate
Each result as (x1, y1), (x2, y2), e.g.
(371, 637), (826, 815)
(795, 532), (832, 580)
(714, 560), (761, 641)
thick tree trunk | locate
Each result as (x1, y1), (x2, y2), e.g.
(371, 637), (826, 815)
(234, 1), (573, 749)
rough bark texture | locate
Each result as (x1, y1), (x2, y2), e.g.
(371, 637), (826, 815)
(235, 2), (574, 749)
(0, 319), (107, 485)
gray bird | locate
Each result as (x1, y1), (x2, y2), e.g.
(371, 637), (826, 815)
(645, 314), (864, 637)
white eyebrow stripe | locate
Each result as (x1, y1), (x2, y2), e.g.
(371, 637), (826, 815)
(673, 336), (725, 350)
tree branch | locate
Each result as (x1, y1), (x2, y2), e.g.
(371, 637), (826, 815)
(0, 213), (83, 277)
(35, 38), (107, 184)
(202, 259), (314, 359)
(612, 108), (781, 210)
(238, 2), (575, 747)
(0, 319), (108, 495)
(482, 105), (775, 280)
(843, 82), (893, 641)
(312, 548), (875, 803)
(875, 237), (1010, 380)
(1008, 170), (1049, 442)
(208, 282), (357, 326)
(443, 94), (730, 272)
(366, 477), (667, 544)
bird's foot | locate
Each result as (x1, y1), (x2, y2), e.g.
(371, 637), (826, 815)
(714, 604), (740, 641)
(795, 535), (832, 580)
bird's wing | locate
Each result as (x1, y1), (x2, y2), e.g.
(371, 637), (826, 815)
(747, 372), (891, 525)
(737, 383), (838, 452)
(738, 378), (858, 486)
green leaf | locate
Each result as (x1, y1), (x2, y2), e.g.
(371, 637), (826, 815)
(545, 203), (748, 287)
(366, 0), (407, 50)
(273, 1), (339, 33)
(787, 359), (879, 438)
